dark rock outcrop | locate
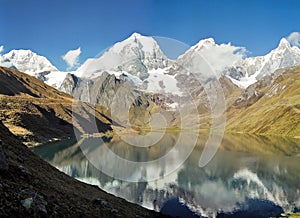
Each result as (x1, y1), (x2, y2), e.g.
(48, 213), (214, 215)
(0, 140), (8, 171)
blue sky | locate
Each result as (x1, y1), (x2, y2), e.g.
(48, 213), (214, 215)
(1, 0), (300, 71)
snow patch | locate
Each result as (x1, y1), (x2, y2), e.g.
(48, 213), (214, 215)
(43, 71), (69, 88)
(145, 68), (182, 95)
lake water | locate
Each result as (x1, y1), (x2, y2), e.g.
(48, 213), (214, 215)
(33, 133), (300, 218)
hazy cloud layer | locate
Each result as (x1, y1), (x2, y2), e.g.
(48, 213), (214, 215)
(187, 40), (247, 78)
(0, 45), (4, 53)
(62, 47), (81, 70)
(287, 32), (300, 46)
(200, 43), (247, 74)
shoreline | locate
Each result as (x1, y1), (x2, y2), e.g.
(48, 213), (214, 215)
(0, 121), (167, 217)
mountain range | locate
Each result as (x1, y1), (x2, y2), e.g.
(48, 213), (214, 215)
(2, 33), (300, 93)
(224, 38), (300, 88)
(1, 33), (300, 137)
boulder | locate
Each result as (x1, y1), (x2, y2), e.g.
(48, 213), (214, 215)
(21, 189), (48, 216)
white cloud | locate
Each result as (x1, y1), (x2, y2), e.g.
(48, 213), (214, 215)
(194, 43), (247, 78)
(62, 47), (81, 70)
(202, 43), (247, 72)
(287, 32), (300, 46)
(0, 45), (4, 53)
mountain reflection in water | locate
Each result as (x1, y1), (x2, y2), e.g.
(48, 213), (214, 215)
(33, 133), (300, 218)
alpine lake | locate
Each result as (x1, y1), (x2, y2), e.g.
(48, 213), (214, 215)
(33, 131), (300, 218)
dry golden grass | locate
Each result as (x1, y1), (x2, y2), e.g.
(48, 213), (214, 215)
(226, 66), (300, 137)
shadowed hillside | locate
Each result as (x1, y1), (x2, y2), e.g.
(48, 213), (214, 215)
(0, 67), (113, 146)
(0, 119), (165, 217)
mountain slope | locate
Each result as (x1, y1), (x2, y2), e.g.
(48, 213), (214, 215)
(226, 66), (300, 137)
(0, 66), (112, 145)
(60, 71), (176, 130)
(0, 49), (69, 89)
(0, 66), (70, 98)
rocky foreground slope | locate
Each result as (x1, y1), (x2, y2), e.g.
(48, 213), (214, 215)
(0, 119), (164, 217)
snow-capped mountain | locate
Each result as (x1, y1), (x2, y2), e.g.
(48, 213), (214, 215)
(76, 32), (169, 80)
(0, 56), (17, 69)
(0, 49), (68, 89)
(73, 32), (182, 95)
(2, 49), (58, 75)
(2, 33), (300, 94)
(164, 37), (246, 98)
(73, 34), (247, 97)
(224, 38), (300, 88)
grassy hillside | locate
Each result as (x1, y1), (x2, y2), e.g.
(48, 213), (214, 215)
(226, 66), (300, 137)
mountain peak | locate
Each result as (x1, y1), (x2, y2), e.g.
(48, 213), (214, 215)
(278, 38), (291, 49)
(1, 49), (58, 74)
(199, 37), (216, 45)
(109, 32), (160, 55)
(6, 49), (36, 57)
(77, 32), (168, 79)
(203, 37), (215, 43)
(129, 32), (143, 39)
(192, 37), (216, 51)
